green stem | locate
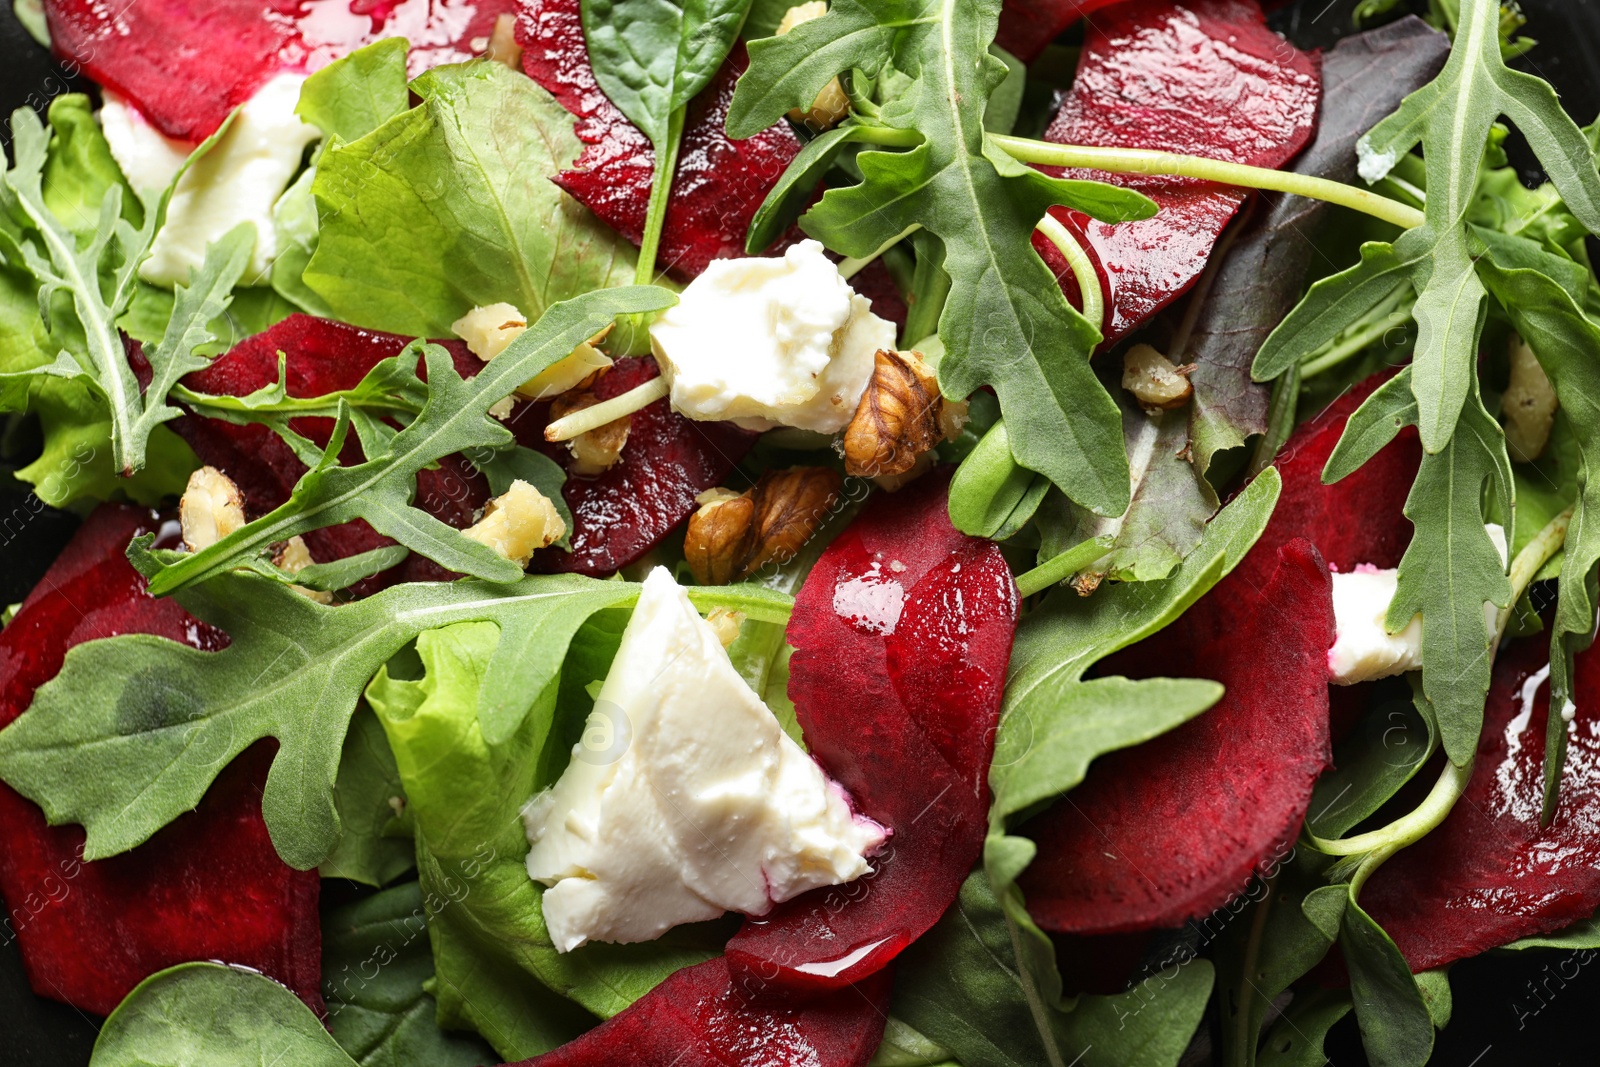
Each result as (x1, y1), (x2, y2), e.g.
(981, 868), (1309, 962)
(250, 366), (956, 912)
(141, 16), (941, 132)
(1298, 284), (1415, 379)
(544, 377), (669, 442)
(838, 224), (922, 280)
(635, 105), (687, 285)
(1013, 535), (1114, 599)
(1035, 212), (1103, 335)
(987, 133), (1427, 230)
(1227, 875), (1278, 1067)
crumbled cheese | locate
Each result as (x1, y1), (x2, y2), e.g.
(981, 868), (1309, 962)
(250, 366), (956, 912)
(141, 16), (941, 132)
(1328, 524), (1508, 685)
(649, 239), (895, 433)
(523, 567), (885, 952)
(180, 466), (246, 551)
(100, 73), (320, 287)
(463, 480), (565, 567)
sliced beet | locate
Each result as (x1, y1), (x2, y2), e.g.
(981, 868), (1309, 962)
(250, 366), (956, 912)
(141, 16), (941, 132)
(723, 471), (1018, 992)
(996, 0), (1127, 62)
(1019, 372), (1418, 935)
(1020, 538), (1334, 934)
(516, 0), (805, 280)
(1029, 0), (1320, 347)
(512, 357), (757, 577)
(1361, 638), (1600, 970)
(43, 0), (519, 142)
(512, 957), (892, 1067)
(0, 506), (321, 1016)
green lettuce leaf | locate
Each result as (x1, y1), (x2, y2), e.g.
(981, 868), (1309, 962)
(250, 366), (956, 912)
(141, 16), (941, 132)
(318, 706), (415, 887)
(305, 59), (641, 341)
(367, 621), (727, 1060)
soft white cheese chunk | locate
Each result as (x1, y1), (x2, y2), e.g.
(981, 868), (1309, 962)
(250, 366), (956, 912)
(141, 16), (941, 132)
(1328, 523), (1508, 685)
(100, 73), (320, 287)
(523, 567), (885, 952)
(648, 239), (895, 433)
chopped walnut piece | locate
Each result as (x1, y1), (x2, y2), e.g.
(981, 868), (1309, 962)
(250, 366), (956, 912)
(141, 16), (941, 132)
(1503, 333), (1558, 463)
(464, 480), (566, 567)
(684, 467), (843, 585)
(485, 12), (522, 68)
(516, 337), (613, 401)
(776, 3), (850, 130)
(706, 607), (746, 647)
(273, 535), (335, 605)
(843, 348), (966, 479)
(1121, 344), (1195, 414)
(180, 466), (246, 551)
(550, 385), (631, 476)
(453, 302), (528, 362)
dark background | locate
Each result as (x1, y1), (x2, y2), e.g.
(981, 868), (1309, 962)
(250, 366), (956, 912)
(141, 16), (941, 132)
(2, 1), (1599, 1064)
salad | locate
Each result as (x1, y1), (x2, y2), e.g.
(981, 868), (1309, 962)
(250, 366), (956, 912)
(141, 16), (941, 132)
(0, 0), (1597, 1064)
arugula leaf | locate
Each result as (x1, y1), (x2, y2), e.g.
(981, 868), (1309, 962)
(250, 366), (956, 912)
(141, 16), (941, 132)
(141, 285), (672, 596)
(91, 963), (357, 1067)
(728, 0), (1159, 516)
(322, 881), (499, 1067)
(305, 59), (642, 341)
(1257, 988), (1352, 1067)
(1475, 242), (1600, 817)
(318, 706), (414, 887)
(1, 100), (224, 478)
(892, 869), (1214, 1067)
(368, 621), (728, 1059)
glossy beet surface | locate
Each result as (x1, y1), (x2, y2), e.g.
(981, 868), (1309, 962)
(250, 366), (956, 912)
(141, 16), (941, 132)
(996, 0), (1126, 61)
(1020, 373), (1418, 935)
(513, 357), (756, 577)
(43, 0), (518, 141)
(514, 958), (892, 1067)
(725, 472), (1018, 991)
(516, 0), (804, 280)
(0, 506), (320, 1016)
(1031, 0), (1320, 347)
(1363, 637), (1600, 971)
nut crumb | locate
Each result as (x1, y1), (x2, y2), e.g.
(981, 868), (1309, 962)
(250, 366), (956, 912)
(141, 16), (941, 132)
(1503, 333), (1557, 462)
(550, 385), (631, 475)
(705, 607), (746, 647)
(777, 3), (850, 130)
(485, 13), (522, 68)
(273, 535), (335, 604)
(180, 466), (246, 551)
(1121, 344), (1194, 414)
(464, 480), (566, 567)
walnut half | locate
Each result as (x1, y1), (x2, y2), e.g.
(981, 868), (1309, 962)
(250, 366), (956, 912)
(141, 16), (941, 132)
(684, 467), (843, 585)
(843, 349), (966, 481)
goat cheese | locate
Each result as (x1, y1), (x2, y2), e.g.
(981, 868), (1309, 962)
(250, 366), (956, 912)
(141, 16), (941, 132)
(522, 567), (885, 952)
(100, 73), (320, 287)
(1328, 524), (1508, 685)
(648, 240), (896, 433)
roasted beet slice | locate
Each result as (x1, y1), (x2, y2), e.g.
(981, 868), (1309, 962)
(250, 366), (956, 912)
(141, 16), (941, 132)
(1362, 638), (1600, 970)
(1020, 539), (1333, 933)
(513, 958), (891, 1067)
(516, 0), (805, 280)
(1030, 0), (1320, 347)
(43, 0), (519, 142)
(996, 0), (1127, 62)
(1019, 372), (1418, 935)
(724, 471), (1018, 991)
(513, 357), (757, 577)
(0, 506), (321, 1016)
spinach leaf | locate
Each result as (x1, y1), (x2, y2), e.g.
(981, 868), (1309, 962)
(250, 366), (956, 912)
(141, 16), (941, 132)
(306, 59), (641, 340)
(1499, 912), (1600, 951)
(91, 963), (357, 1067)
(141, 285), (672, 596)
(729, 0), (1158, 517)
(893, 869), (1214, 1067)
(368, 621), (728, 1059)
(318, 706), (414, 887)
(1257, 988), (1352, 1067)
(322, 881), (499, 1067)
